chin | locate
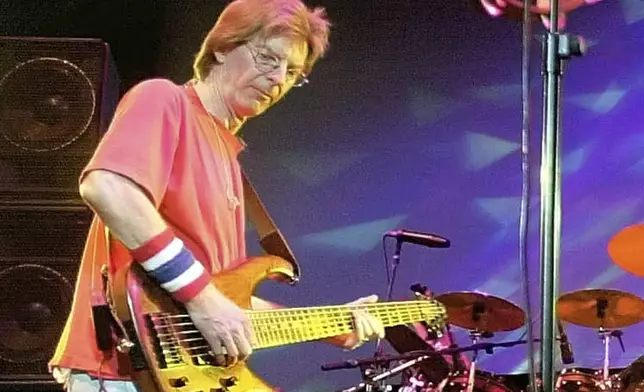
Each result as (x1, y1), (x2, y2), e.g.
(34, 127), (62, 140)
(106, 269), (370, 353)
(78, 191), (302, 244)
(236, 101), (269, 118)
(247, 104), (271, 118)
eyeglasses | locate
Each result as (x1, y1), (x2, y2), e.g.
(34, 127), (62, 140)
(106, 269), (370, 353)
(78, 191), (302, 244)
(246, 42), (309, 88)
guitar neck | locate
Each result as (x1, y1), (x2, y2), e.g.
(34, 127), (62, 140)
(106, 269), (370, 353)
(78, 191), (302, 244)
(247, 300), (445, 349)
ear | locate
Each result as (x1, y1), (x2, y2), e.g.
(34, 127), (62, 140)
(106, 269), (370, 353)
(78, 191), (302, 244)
(213, 50), (227, 63)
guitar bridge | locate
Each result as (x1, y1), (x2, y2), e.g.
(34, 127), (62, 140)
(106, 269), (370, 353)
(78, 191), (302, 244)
(146, 312), (188, 368)
(146, 311), (218, 368)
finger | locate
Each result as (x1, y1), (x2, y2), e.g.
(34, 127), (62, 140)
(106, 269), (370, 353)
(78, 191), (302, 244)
(359, 315), (375, 340)
(363, 294), (378, 303)
(210, 338), (227, 367)
(243, 321), (256, 349)
(365, 315), (385, 339)
(220, 333), (239, 367)
(376, 318), (385, 339)
(354, 312), (365, 341)
(352, 294), (378, 305)
(233, 329), (253, 361)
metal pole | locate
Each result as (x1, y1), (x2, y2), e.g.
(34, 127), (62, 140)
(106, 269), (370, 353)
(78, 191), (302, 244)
(540, 0), (563, 390)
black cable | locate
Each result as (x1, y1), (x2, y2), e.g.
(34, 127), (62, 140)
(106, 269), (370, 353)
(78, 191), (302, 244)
(382, 236), (391, 287)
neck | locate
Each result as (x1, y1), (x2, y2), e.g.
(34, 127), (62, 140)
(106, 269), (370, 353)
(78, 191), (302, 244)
(193, 71), (245, 135)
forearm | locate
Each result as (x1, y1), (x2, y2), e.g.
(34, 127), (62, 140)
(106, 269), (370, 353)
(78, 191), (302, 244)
(80, 170), (168, 249)
(82, 170), (217, 302)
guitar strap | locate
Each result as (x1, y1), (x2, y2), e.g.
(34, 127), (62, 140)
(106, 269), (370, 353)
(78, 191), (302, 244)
(241, 168), (301, 282)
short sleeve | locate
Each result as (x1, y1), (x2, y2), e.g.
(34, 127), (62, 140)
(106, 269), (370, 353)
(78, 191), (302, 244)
(81, 79), (184, 206)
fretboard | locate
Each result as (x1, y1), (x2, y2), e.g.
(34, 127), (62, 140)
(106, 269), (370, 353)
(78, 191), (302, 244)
(247, 300), (445, 349)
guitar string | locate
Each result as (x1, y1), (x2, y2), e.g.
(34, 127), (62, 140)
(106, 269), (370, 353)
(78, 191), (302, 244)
(150, 310), (445, 337)
(154, 318), (359, 362)
(150, 306), (442, 328)
(156, 317), (362, 362)
(151, 311), (440, 347)
(154, 312), (432, 338)
(149, 305), (445, 340)
(149, 302), (446, 320)
(153, 312), (443, 362)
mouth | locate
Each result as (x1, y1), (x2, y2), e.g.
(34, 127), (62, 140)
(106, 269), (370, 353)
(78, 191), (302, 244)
(252, 87), (272, 103)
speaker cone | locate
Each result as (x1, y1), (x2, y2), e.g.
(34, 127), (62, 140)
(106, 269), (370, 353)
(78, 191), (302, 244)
(0, 57), (96, 152)
(0, 264), (74, 363)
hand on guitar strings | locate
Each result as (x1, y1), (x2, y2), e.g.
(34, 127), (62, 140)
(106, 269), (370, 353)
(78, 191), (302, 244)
(184, 284), (254, 367)
(343, 294), (386, 350)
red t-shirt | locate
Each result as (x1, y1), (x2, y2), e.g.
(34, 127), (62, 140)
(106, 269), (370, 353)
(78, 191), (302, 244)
(49, 78), (247, 379)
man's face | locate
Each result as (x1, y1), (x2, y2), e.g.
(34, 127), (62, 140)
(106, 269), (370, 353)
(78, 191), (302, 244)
(217, 35), (309, 118)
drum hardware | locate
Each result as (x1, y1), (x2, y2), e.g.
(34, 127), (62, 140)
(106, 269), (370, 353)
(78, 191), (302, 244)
(556, 368), (605, 392)
(555, 288), (644, 391)
(614, 354), (644, 392)
(335, 286), (644, 392)
(433, 291), (526, 392)
(324, 338), (532, 392)
(387, 291), (529, 391)
(556, 332), (625, 391)
(385, 324), (451, 385)
(597, 328), (626, 387)
(465, 330), (492, 392)
(443, 370), (513, 392)
(322, 350), (446, 392)
(436, 340), (529, 392)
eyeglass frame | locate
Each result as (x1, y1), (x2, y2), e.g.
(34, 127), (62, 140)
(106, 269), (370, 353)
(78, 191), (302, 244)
(244, 41), (309, 88)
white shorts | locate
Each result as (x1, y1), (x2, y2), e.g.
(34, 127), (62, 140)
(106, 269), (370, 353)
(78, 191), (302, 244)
(52, 368), (139, 392)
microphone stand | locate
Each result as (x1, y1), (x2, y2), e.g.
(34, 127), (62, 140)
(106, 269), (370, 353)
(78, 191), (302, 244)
(374, 238), (403, 359)
(539, 1), (587, 392)
(385, 239), (403, 303)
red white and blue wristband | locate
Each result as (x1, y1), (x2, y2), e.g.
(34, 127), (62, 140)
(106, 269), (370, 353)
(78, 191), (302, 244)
(131, 228), (210, 302)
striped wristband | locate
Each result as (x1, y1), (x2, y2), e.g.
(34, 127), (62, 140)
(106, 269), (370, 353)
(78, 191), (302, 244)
(131, 228), (210, 302)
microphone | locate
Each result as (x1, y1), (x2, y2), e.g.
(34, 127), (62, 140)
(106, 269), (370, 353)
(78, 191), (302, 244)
(557, 320), (575, 365)
(385, 229), (450, 248)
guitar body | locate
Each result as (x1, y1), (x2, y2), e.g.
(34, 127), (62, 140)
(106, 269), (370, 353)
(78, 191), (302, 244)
(110, 256), (296, 392)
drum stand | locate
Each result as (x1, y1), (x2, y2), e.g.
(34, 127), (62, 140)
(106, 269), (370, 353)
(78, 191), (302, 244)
(598, 327), (625, 388)
(464, 330), (487, 392)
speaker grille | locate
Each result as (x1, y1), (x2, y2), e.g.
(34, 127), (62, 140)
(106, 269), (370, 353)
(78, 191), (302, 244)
(0, 262), (75, 366)
(0, 57), (96, 152)
(0, 37), (119, 203)
(0, 205), (92, 382)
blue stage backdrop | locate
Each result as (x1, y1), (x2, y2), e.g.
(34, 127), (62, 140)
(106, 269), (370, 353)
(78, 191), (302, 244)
(4, 0), (644, 390)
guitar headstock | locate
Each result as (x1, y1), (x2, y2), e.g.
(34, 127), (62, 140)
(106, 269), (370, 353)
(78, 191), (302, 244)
(410, 283), (448, 336)
(420, 297), (448, 334)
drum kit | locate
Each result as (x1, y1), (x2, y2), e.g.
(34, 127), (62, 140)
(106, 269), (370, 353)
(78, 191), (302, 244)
(332, 224), (644, 392)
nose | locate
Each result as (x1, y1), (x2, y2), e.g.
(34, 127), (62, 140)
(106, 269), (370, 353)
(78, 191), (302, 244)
(265, 62), (288, 87)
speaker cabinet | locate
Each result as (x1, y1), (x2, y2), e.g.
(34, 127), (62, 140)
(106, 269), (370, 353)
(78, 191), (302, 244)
(0, 37), (119, 204)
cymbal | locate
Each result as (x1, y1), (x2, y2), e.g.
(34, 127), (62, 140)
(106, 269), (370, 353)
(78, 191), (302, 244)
(384, 325), (450, 384)
(557, 289), (644, 329)
(434, 292), (526, 332)
(608, 224), (644, 277)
